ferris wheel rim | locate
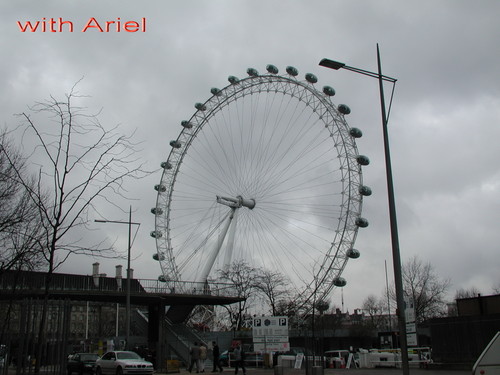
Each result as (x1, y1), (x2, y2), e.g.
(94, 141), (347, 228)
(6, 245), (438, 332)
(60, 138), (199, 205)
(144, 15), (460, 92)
(152, 66), (368, 305)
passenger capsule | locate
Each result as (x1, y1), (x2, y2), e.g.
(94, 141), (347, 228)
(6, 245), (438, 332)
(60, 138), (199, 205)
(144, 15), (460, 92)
(359, 185), (372, 196)
(266, 64), (279, 74)
(323, 86), (336, 96)
(211, 88), (222, 96)
(228, 76), (240, 84)
(195, 103), (206, 111)
(349, 128), (363, 138)
(170, 140), (181, 148)
(333, 277), (347, 287)
(305, 73), (318, 84)
(153, 253), (165, 261)
(160, 161), (172, 169)
(151, 207), (163, 215)
(355, 217), (369, 228)
(347, 248), (360, 259)
(181, 120), (193, 129)
(356, 155), (370, 166)
(150, 231), (163, 238)
(154, 184), (167, 192)
(247, 68), (259, 77)
(338, 104), (351, 115)
(158, 275), (167, 282)
(286, 66), (299, 76)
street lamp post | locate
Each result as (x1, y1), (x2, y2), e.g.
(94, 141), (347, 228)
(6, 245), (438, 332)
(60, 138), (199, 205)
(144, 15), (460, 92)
(95, 206), (140, 350)
(319, 44), (409, 374)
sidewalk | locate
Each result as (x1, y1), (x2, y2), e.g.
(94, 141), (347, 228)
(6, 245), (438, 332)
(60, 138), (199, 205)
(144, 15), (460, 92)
(165, 367), (471, 375)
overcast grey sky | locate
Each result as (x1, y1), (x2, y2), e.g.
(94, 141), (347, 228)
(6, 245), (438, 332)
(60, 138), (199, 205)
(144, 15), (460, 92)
(1, 0), (499, 312)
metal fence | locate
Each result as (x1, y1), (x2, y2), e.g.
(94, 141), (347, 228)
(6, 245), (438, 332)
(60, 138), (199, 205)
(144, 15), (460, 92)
(0, 271), (240, 298)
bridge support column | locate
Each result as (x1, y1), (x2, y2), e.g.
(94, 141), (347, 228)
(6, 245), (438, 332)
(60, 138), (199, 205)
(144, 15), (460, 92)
(148, 299), (166, 371)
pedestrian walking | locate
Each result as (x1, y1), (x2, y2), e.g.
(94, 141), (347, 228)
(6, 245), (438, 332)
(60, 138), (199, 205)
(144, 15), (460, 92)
(200, 343), (208, 372)
(189, 341), (201, 373)
(211, 341), (223, 372)
(233, 344), (246, 375)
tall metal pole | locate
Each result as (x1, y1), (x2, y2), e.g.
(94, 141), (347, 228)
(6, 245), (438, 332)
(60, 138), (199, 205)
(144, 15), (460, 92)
(319, 45), (409, 374)
(376, 44), (409, 373)
(126, 205), (132, 349)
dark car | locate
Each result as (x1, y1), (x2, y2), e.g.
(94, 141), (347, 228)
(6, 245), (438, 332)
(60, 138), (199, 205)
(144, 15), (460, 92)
(67, 353), (100, 375)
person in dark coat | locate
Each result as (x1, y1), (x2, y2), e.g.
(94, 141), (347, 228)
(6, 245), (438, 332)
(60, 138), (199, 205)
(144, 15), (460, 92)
(211, 341), (223, 372)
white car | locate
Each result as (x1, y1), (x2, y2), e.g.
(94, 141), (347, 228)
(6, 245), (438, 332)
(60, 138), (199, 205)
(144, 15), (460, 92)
(96, 351), (154, 375)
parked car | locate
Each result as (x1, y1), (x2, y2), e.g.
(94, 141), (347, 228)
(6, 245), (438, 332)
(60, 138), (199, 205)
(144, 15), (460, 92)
(67, 353), (100, 375)
(95, 351), (154, 375)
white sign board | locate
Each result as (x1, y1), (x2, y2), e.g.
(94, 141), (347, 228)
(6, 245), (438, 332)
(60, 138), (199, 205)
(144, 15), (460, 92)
(253, 336), (289, 343)
(404, 297), (417, 346)
(294, 353), (304, 369)
(253, 342), (290, 352)
(407, 333), (418, 346)
(253, 316), (289, 352)
(253, 316), (288, 337)
(406, 322), (416, 333)
(404, 297), (416, 323)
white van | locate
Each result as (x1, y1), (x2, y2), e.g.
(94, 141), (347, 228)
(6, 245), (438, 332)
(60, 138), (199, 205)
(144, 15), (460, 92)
(472, 331), (500, 375)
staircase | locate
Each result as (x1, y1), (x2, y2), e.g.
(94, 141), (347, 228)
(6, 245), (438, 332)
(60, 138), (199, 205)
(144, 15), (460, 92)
(166, 305), (196, 324)
(165, 318), (211, 368)
(136, 306), (212, 368)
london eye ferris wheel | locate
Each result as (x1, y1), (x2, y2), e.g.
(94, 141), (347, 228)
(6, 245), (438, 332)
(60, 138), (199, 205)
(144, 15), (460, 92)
(151, 64), (371, 308)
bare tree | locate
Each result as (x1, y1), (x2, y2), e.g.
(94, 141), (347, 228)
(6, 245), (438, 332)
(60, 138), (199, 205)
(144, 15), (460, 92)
(254, 268), (290, 315)
(361, 294), (390, 331)
(395, 255), (450, 323)
(274, 295), (303, 323)
(218, 260), (259, 330)
(0, 131), (47, 344)
(0, 131), (46, 273)
(455, 286), (482, 300)
(7, 84), (150, 371)
(492, 282), (500, 294)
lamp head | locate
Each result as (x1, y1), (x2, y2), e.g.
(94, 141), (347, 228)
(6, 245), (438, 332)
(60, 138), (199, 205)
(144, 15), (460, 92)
(319, 58), (346, 70)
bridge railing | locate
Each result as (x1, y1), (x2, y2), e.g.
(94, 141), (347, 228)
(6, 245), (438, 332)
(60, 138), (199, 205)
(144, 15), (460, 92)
(0, 270), (240, 298)
(136, 278), (239, 297)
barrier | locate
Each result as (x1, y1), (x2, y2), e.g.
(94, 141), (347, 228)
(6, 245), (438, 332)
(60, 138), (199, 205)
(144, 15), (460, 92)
(166, 359), (180, 373)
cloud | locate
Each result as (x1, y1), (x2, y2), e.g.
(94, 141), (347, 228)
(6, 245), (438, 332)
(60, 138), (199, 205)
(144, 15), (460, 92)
(1, 0), (499, 312)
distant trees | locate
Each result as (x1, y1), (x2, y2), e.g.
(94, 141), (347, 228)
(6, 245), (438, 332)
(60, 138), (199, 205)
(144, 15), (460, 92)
(396, 256), (450, 323)
(455, 286), (481, 299)
(494, 282), (500, 294)
(213, 254), (459, 331)
(362, 294), (389, 330)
